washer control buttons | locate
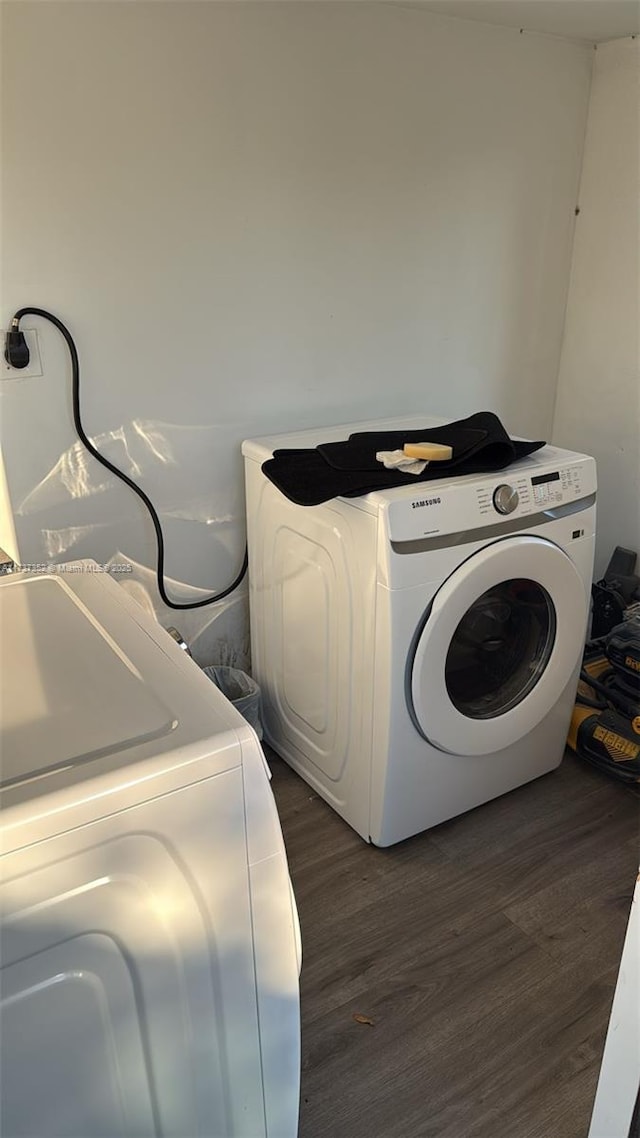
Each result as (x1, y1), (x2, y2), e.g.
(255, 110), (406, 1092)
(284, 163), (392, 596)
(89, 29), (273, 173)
(493, 484), (519, 515)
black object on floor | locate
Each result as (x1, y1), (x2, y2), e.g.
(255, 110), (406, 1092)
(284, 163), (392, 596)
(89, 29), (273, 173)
(262, 411), (545, 505)
(591, 545), (640, 639)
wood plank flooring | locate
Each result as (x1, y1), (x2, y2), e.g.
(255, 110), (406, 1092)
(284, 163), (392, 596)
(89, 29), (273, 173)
(268, 748), (639, 1138)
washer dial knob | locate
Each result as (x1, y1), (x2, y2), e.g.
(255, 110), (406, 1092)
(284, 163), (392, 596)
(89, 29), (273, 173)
(493, 484), (519, 515)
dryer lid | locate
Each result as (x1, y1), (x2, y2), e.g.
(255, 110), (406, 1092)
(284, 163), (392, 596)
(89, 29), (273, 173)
(0, 567), (247, 807)
(1, 573), (177, 788)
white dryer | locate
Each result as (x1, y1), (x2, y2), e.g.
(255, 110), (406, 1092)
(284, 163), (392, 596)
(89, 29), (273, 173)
(0, 563), (301, 1138)
(242, 415), (597, 846)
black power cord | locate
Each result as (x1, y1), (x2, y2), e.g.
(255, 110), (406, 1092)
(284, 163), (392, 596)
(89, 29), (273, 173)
(7, 308), (248, 610)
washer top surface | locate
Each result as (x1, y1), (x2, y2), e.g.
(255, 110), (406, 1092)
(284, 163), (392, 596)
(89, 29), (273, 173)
(242, 414), (591, 485)
(242, 415), (595, 538)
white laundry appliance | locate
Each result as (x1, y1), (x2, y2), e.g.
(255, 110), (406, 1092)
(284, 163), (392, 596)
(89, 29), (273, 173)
(588, 872), (640, 1138)
(0, 563), (301, 1138)
(242, 415), (597, 846)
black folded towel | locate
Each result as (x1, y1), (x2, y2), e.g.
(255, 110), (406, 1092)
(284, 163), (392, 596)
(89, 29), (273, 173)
(319, 423), (487, 471)
(261, 412), (545, 506)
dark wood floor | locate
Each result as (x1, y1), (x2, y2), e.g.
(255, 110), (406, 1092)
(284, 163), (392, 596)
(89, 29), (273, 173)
(268, 748), (639, 1138)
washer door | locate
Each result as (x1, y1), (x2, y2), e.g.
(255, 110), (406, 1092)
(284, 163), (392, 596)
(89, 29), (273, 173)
(409, 536), (588, 755)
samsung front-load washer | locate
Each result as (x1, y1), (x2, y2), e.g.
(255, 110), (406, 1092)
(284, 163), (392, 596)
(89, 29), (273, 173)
(0, 562), (301, 1138)
(242, 415), (597, 846)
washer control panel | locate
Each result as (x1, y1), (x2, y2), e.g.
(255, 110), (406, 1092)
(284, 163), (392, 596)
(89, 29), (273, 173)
(384, 450), (596, 544)
(475, 464), (585, 519)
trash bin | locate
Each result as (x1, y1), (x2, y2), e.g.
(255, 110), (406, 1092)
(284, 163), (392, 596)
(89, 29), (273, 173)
(202, 665), (263, 739)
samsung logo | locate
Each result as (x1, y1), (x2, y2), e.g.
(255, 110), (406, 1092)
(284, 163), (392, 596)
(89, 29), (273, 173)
(411, 497), (442, 509)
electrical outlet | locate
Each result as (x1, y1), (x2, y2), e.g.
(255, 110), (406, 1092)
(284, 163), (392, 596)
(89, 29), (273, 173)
(1, 328), (43, 379)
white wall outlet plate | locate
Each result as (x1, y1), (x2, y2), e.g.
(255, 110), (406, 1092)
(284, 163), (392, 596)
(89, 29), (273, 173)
(1, 328), (44, 380)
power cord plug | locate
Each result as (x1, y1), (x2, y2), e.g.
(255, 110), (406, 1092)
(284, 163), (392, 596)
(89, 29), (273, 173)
(4, 319), (30, 369)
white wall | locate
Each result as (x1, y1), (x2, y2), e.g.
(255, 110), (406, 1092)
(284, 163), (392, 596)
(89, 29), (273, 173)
(553, 37), (640, 580)
(1, 2), (592, 662)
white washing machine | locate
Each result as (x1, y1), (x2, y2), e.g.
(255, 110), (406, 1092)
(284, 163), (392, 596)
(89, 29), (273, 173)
(0, 562), (301, 1138)
(242, 415), (597, 846)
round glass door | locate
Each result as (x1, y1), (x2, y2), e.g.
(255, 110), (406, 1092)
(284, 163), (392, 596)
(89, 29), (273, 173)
(409, 537), (588, 756)
(445, 579), (556, 719)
